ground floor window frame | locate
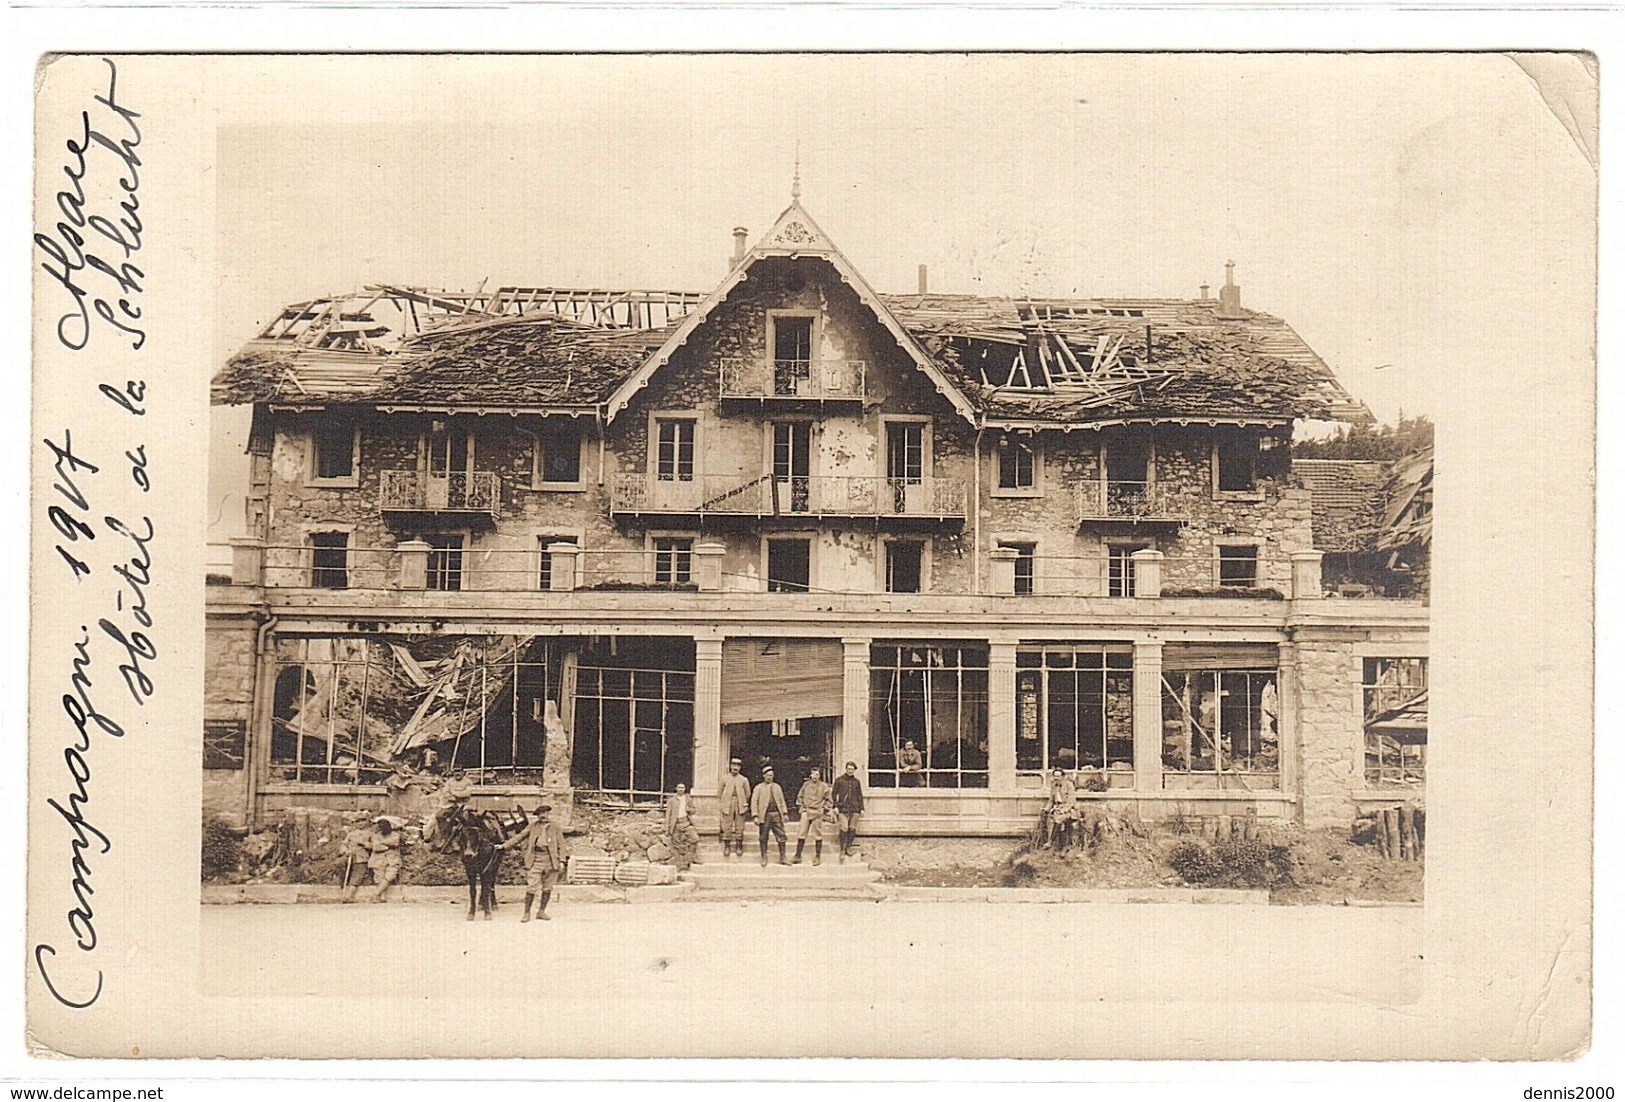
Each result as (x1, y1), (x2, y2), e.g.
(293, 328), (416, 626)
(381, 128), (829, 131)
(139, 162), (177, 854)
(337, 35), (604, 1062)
(1362, 656), (1428, 789)
(868, 642), (989, 789)
(1015, 645), (1135, 777)
(1160, 667), (1281, 784)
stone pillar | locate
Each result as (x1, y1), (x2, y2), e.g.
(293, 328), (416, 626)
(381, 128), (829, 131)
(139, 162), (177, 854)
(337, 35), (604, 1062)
(1131, 548), (1164, 598)
(841, 638), (871, 776)
(989, 545), (1018, 596)
(1291, 550), (1325, 600)
(547, 542), (580, 592)
(1276, 640), (1300, 819)
(397, 540), (430, 590)
(1133, 639), (1165, 793)
(694, 542), (726, 592)
(988, 641), (1018, 792)
(693, 637), (724, 794)
(228, 536), (263, 586)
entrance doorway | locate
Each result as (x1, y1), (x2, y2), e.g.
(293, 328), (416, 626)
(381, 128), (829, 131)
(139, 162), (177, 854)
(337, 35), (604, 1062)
(725, 716), (836, 820)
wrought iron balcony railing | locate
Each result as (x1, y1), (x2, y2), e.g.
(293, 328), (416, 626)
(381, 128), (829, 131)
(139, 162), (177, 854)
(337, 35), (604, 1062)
(379, 470), (501, 517)
(1077, 480), (1189, 523)
(611, 473), (966, 519)
(718, 357), (866, 400)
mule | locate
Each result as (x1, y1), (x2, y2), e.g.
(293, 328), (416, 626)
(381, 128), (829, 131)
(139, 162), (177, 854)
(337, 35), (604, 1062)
(429, 805), (525, 921)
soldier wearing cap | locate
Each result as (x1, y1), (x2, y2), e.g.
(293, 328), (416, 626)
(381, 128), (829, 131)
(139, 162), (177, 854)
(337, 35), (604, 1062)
(750, 766), (791, 867)
(342, 815), (403, 903)
(497, 802), (567, 922)
(717, 757), (752, 860)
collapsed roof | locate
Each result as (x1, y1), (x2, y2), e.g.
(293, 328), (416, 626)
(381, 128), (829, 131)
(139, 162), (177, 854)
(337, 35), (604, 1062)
(212, 207), (1370, 427)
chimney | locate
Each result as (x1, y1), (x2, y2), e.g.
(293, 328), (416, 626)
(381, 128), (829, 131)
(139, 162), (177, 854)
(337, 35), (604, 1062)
(1199, 282), (1211, 300)
(731, 226), (749, 269)
(1217, 260), (1243, 316)
(918, 264), (929, 295)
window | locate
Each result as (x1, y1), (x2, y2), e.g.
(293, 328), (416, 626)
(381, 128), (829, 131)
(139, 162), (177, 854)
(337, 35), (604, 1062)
(309, 531), (349, 588)
(536, 417), (582, 485)
(310, 416), (356, 481)
(653, 537), (693, 585)
(771, 314), (815, 394)
(656, 419), (696, 481)
(426, 533), (464, 592)
(1162, 669), (1280, 776)
(271, 635), (554, 786)
(1217, 433), (1259, 492)
(1000, 541), (1036, 595)
(869, 644), (989, 788)
(766, 538), (811, 592)
(1103, 437), (1152, 515)
(1363, 657), (1428, 788)
(570, 640), (696, 800)
(1217, 545), (1259, 588)
(886, 421), (926, 513)
(1108, 544), (1149, 597)
(996, 439), (1037, 491)
(772, 422), (812, 512)
(1015, 647), (1135, 774)
(537, 535), (578, 591)
(886, 540), (925, 593)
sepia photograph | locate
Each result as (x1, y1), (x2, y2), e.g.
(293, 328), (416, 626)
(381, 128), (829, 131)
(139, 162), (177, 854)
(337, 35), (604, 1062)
(26, 46), (1595, 1066)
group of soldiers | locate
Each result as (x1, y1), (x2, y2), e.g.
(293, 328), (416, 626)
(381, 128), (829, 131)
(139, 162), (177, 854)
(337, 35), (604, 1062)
(711, 758), (866, 867)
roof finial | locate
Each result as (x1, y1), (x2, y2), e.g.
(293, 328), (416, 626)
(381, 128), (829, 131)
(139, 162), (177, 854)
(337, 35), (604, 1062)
(792, 142), (802, 201)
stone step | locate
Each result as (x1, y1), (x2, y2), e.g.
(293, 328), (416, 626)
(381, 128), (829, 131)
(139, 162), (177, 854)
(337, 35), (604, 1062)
(680, 886), (885, 902)
(682, 866), (882, 889)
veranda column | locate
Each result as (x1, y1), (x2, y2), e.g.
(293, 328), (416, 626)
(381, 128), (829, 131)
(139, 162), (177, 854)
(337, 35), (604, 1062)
(1276, 639), (1300, 817)
(1133, 639), (1165, 793)
(841, 638), (871, 775)
(693, 637), (724, 794)
(988, 641), (1018, 792)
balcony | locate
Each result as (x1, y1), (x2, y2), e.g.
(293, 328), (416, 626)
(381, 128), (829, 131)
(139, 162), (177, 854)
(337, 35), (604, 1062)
(718, 358), (866, 403)
(379, 470), (501, 520)
(610, 473), (966, 520)
(1077, 481), (1189, 526)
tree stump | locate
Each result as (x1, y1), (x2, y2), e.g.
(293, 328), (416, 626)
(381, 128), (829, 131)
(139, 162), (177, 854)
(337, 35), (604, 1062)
(1398, 805), (1419, 861)
(1381, 808), (1400, 861)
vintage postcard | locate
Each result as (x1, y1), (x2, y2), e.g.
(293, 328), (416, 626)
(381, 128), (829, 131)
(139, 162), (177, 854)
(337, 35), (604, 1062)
(25, 51), (1595, 1064)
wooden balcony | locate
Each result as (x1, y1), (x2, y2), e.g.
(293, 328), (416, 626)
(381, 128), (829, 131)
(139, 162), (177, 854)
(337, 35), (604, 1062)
(610, 473), (966, 521)
(718, 357), (866, 403)
(379, 470), (501, 520)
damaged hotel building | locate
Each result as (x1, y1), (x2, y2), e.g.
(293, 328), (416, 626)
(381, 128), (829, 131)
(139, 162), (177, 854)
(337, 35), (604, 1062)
(206, 198), (1430, 836)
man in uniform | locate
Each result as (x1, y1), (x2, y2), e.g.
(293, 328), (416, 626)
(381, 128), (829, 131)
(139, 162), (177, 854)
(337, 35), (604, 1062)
(364, 815), (404, 903)
(338, 815), (374, 903)
(750, 766), (790, 867)
(831, 760), (866, 862)
(898, 740), (924, 786)
(792, 767), (833, 866)
(716, 757), (751, 860)
(497, 802), (566, 922)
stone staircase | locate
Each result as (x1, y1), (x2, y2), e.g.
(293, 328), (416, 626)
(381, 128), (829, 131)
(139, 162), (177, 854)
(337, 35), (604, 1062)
(679, 838), (885, 900)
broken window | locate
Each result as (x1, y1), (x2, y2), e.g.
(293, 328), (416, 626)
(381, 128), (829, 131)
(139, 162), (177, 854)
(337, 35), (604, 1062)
(997, 439), (1036, 491)
(571, 641), (695, 800)
(1217, 545), (1259, 588)
(268, 635), (553, 786)
(1014, 646), (1134, 775)
(1217, 432), (1260, 492)
(999, 541), (1036, 595)
(1363, 657), (1428, 788)
(771, 315), (815, 393)
(537, 417), (582, 485)
(310, 415), (355, 481)
(653, 537), (693, 585)
(767, 538), (811, 592)
(426, 533), (465, 591)
(1104, 437), (1152, 513)
(656, 419), (696, 481)
(309, 531), (349, 588)
(869, 644), (989, 789)
(537, 534), (578, 590)
(1161, 668), (1280, 780)
(886, 540), (925, 593)
(772, 422), (812, 512)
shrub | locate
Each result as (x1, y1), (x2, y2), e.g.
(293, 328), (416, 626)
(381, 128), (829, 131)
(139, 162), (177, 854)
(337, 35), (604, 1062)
(1000, 855), (1039, 887)
(1162, 586), (1285, 600)
(1168, 840), (1224, 884)
(200, 817), (243, 881)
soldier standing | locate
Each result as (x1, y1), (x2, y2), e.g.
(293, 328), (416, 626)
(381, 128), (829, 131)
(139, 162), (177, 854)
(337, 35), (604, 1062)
(831, 760), (866, 862)
(717, 757), (751, 859)
(363, 816), (404, 903)
(750, 766), (790, 867)
(792, 767), (833, 866)
(497, 803), (567, 922)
